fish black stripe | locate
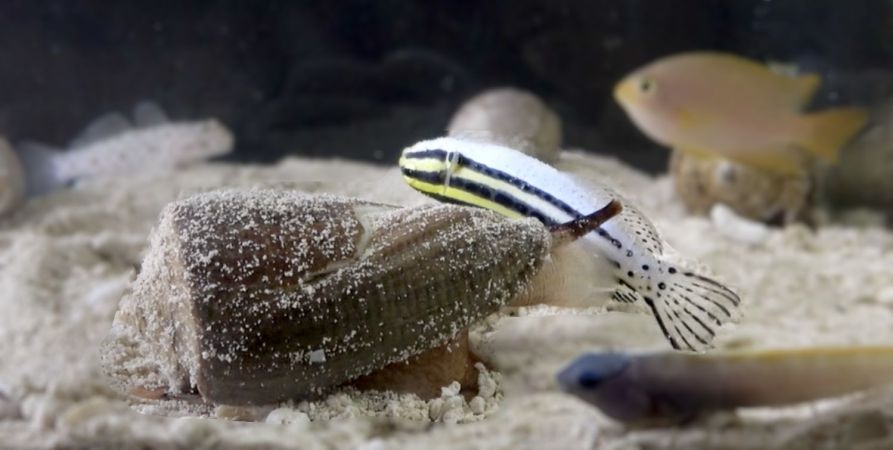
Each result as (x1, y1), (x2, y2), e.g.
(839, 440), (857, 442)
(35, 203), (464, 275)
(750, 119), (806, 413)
(403, 149), (448, 161)
(686, 280), (740, 308)
(672, 298), (715, 337)
(404, 147), (623, 247)
(403, 166), (558, 226)
(401, 167), (446, 185)
(673, 291), (723, 325)
(643, 296), (679, 350)
(451, 153), (628, 249)
(670, 307), (707, 347)
(416, 190), (473, 207)
(675, 287), (732, 320)
(447, 177), (558, 226)
(454, 153), (581, 218)
(687, 276), (741, 305)
(617, 279), (640, 296)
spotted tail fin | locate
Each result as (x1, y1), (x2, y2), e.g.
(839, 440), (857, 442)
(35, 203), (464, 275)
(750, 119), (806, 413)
(614, 267), (741, 352)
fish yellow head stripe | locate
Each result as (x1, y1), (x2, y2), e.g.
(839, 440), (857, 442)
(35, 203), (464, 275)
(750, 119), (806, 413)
(402, 177), (522, 219)
(399, 156), (447, 173)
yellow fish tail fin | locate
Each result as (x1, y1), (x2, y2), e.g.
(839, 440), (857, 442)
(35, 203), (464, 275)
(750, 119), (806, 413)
(799, 107), (868, 163)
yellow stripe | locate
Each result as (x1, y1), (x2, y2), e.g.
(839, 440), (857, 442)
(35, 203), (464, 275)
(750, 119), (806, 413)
(402, 177), (524, 219)
(452, 167), (569, 220)
(398, 156), (447, 172)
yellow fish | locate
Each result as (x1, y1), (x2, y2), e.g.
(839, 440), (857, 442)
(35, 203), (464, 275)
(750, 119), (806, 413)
(614, 51), (868, 174)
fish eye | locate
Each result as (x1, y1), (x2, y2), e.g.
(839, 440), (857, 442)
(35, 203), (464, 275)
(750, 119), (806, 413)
(578, 371), (603, 388)
(638, 78), (655, 94)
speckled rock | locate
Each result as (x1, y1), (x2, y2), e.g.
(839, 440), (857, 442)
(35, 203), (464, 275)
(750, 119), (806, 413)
(669, 149), (813, 225)
(0, 138), (25, 217)
(447, 87), (562, 163)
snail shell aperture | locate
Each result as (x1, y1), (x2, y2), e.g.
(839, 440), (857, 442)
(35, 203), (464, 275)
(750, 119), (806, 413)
(102, 189), (569, 405)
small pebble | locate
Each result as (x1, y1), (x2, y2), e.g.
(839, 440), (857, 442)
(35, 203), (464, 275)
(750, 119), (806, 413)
(440, 381), (461, 398)
(710, 203), (770, 245)
(265, 407), (311, 429)
(427, 398), (445, 421)
(441, 407), (466, 424)
(476, 364), (498, 399)
(214, 404), (260, 421)
(469, 396), (486, 415)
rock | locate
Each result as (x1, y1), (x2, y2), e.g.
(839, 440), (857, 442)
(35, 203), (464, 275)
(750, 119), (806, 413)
(821, 100), (893, 209)
(669, 149), (812, 225)
(710, 204), (771, 246)
(0, 137), (25, 217)
(448, 87), (562, 163)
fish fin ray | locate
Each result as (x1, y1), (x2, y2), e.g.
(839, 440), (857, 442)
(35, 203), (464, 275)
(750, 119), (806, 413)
(788, 73), (821, 109)
(611, 281), (640, 304)
(798, 107), (868, 163)
(133, 100), (170, 127)
(70, 112), (132, 149)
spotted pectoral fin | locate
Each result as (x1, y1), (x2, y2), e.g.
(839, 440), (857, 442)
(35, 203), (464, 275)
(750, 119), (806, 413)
(611, 281), (641, 304)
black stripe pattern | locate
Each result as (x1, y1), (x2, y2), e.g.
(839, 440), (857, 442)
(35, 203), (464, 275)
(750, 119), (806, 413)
(402, 148), (584, 225)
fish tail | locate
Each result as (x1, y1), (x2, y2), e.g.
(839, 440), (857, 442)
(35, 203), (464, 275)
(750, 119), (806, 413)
(617, 260), (741, 352)
(16, 141), (68, 195)
(798, 107), (868, 163)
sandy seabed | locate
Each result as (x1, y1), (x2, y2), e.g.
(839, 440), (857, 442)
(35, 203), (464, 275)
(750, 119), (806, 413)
(1, 150), (893, 450)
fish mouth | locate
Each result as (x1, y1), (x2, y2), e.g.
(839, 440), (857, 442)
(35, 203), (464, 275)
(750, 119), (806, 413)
(613, 80), (636, 106)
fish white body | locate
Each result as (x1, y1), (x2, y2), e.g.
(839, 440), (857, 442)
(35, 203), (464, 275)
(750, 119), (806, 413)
(19, 101), (234, 195)
(400, 137), (741, 351)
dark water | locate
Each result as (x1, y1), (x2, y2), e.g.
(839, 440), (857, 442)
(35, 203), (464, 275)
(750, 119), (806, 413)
(1, 0), (891, 173)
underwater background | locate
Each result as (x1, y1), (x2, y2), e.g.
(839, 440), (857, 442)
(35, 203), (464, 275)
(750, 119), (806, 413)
(4, 0), (892, 171)
(5, 2), (893, 449)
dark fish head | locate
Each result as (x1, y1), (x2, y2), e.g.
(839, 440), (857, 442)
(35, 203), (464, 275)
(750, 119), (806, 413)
(557, 352), (630, 396)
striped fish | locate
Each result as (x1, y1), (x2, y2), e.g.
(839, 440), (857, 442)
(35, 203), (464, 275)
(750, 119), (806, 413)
(399, 137), (741, 352)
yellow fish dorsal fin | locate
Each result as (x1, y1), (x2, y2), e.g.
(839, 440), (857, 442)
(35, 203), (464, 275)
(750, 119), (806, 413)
(779, 73), (821, 111)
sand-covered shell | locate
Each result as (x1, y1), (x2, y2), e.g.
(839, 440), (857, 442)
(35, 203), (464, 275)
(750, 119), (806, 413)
(447, 87), (562, 163)
(0, 137), (25, 216)
(102, 189), (552, 405)
(669, 149), (812, 225)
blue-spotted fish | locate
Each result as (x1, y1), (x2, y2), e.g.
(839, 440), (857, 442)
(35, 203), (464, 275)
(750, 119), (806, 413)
(19, 101), (234, 195)
(614, 51), (868, 175)
(558, 346), (893, 424)
(399, 136), (741, 351)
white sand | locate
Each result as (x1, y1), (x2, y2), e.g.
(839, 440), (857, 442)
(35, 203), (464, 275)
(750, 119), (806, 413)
(1, 151), (893, 449)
